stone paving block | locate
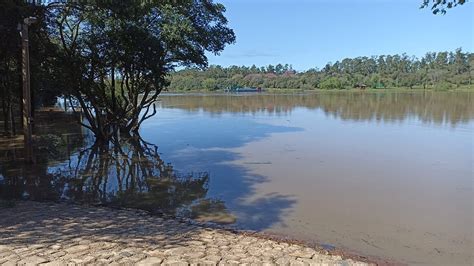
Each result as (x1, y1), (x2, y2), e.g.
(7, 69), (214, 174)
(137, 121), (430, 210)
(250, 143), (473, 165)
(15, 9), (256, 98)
(71, 255), (96, 264)
(290, 247), (316, 259)
(200, 255), (221, 264)
(63, 245), (89, 254)
(218, 260), (240, 266)
(17, 255), (49, 265)
(290, 259), (309, 266)
(38, 262), (65, 266)
(190, 260), (216, 266)
(136, 256), (164, 265)
(1, 261), (19, 266)
(161, 258), (189, 266)
(183, 250), (206, 260)
(297, 257), (329, 266)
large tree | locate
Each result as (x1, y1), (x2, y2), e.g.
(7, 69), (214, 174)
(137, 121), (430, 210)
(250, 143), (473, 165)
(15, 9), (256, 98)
(46, 1), (235, 141)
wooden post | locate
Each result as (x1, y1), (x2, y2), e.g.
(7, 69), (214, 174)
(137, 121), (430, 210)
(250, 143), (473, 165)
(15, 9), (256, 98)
(21, 18), (36, 163)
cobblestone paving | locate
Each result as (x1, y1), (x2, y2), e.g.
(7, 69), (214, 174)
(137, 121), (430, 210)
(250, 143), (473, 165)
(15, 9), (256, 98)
(0, 201), (370, 265)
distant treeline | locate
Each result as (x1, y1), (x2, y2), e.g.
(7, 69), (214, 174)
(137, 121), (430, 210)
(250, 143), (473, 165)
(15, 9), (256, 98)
(167, 48), (473, 91)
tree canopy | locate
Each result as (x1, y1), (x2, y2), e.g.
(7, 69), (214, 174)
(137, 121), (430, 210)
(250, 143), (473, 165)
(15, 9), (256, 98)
(49, 1), (235, 140)
(0, 0), (235, 140)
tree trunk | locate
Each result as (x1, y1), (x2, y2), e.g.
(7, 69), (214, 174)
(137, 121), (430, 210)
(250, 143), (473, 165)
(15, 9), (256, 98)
(2, 91), (9, 136)
(7, 100), (13, 136)
(10, 102), (16, 135)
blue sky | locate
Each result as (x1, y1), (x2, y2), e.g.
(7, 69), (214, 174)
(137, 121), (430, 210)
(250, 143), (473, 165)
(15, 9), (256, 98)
(206, 0), (473, 71)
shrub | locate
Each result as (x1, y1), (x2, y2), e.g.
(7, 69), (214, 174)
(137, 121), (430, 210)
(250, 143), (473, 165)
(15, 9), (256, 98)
(434, 82), (453, 91)
(319, 77), (344, 90)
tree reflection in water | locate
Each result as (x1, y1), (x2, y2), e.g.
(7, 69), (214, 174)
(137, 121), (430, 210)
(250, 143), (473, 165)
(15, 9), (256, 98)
(159, 91), (474, 126)
(0, 129), (235, 223)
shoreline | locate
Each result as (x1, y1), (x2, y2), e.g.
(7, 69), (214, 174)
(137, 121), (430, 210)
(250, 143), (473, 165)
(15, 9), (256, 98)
(0, 200), (390, 265)
(161, 87), (474, 95)
(110, 202), (400, 265)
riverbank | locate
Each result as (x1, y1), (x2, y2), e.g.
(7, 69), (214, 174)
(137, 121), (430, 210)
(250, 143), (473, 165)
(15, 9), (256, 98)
(163, 86), (474, 94)
(0, 201), (374, 265)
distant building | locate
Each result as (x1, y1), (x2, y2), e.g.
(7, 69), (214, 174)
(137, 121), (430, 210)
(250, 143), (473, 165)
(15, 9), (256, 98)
(354, 83), (367, 89)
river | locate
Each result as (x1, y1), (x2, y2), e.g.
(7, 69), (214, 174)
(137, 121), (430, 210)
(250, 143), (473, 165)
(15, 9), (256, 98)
(1, 91), (472, 265)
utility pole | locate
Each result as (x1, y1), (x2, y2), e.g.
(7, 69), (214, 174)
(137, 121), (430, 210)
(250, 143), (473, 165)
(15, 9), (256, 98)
(20, 17), (37, 163)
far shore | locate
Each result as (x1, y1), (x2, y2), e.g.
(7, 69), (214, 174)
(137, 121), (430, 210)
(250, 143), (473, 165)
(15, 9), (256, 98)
(162, 86), (474, 94)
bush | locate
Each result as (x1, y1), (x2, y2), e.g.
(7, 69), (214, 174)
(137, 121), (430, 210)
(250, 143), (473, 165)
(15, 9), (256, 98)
(319, 77), (344, 90)
(434, 82), (453, 91)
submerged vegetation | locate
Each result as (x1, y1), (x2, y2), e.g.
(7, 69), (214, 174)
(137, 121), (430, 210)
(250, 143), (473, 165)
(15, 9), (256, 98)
(167, 49), (473, 91)
(0, 111), (235, 221)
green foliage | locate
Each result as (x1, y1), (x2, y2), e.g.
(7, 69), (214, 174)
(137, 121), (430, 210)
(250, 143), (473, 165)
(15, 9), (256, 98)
(202, 78), (219, 91)
(51, 1), (234, 139)
(167, 49), (473, 91)
(319, 77), (344, 90)
(0, 1), (235, 140)
(420, 0), (467, 14)
(434, 82), (454, 91)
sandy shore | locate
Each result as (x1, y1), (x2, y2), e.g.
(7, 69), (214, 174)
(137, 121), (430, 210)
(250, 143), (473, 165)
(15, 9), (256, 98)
(0, 201), (372, 265)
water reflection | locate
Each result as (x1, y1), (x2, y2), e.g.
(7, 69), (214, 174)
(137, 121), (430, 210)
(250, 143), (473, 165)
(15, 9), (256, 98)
(1, 109), (300, 228)
(54, 136), (213, 215)
(159, 92), (474, 126)
(0, 112), (87, 201)
(0, 113), (235, 222)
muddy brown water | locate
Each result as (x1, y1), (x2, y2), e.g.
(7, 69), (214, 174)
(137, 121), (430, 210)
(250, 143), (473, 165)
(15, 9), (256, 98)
(1, 92), (472, 265)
